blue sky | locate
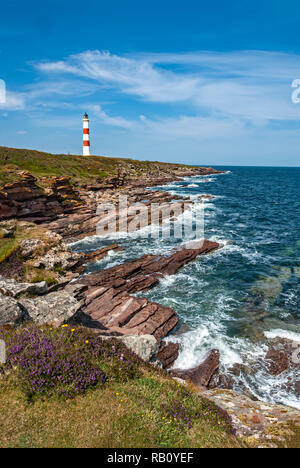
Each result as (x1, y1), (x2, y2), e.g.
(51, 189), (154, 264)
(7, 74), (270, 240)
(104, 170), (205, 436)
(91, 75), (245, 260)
(0, 0), (300, 166)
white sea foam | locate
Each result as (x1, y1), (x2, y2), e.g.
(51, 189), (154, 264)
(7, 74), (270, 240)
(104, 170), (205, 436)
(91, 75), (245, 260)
(168, 327), (243, 370)
(264, 329), (300, 343)
(90, 248), (123, 267)
(69, 235), (115, 250)
(207, 236), (265, 264)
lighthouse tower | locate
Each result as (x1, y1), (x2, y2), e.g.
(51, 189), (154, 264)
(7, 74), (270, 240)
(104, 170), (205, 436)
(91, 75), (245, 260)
(82, 113), (91, 156)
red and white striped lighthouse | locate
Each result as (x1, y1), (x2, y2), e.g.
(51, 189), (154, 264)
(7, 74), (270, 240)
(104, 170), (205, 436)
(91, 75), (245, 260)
(83, 113), (91, 156)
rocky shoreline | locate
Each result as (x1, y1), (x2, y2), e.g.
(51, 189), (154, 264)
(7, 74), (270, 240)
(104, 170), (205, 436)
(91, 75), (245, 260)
(1, 161), (300, 447)
(0, 163), (222, 360)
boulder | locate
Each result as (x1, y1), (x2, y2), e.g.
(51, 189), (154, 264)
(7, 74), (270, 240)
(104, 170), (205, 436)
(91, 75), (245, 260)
(120, 335), (159, 362)
(170, 350), (220, 389)
(32, 244), (84, 271)
(157, 341), (180, 369)
(216, 372), (236, 390)
(0, 293), (30, 326)
(0, 220), (16, 238)
(20, 239), (44, 259)
(265, 337), (299, 376)
(0, 275), (48, 298)
(0, 288), (82, 327)
(265, 348), (290, 376)
(20, 291), (82, 326)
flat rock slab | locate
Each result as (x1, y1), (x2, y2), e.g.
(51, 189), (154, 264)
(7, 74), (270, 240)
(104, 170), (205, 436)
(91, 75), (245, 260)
(75, 240), (220, 342)
(0, 275), (48, 298)
(0, 290), (82, 327)
(200, 388), (300, 448)
(81, 239), (219, 292)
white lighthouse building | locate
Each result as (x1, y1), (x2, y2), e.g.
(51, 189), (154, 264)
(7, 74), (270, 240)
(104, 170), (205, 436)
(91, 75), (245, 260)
(83, 113), (91, 156)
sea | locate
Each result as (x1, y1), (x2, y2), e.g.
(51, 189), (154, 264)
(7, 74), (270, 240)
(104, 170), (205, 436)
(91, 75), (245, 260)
(72, 166), (300, 409)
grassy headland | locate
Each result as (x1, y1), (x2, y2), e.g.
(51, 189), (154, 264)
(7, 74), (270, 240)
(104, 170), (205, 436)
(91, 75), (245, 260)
(0, 146), (197, 187)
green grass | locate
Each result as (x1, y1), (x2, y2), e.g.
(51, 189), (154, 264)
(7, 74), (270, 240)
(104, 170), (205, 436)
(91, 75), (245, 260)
(0, 324), (241, 449)
(0, 238), (18, 263)
(0, 377), (241, 448)
(0, 146), (196, 187)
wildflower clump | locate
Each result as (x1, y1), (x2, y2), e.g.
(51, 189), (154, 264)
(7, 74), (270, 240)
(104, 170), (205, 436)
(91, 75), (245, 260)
(201, 400), (236, 436)
(0, 325), (143, 401)
(0, 326), (106, 400)
(163, 399), (194, 433)
(161, 387), (236, 437)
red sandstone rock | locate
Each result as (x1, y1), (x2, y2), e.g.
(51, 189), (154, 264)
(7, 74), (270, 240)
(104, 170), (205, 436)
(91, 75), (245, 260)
(170, 350), (220, 389)
(216, 373), (236, 390)
(265, 349), (290, 376)
(75, 244), (124, 274)
(81, 240), (219, 290)
(265, 338), (299, 376)
(0, 172), (82, 222)
(157, 341), (180, 369)
(74, 240), (220, 341)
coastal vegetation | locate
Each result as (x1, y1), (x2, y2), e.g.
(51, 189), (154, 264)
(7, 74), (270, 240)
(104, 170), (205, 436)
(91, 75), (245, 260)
(0, 324), (240, 448)
(0, 221), (62, 284)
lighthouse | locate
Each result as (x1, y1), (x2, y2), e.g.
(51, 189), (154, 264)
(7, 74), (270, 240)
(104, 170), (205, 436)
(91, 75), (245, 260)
(82, 113), (91, 156)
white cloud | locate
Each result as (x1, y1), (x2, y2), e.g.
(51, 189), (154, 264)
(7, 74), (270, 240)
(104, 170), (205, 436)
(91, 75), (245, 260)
(83, 104), (133, 129)
(36, 50), (202, 103)
(4, 48), (300, 154)
(35, 49), (300, 123)
(140, 115), (246, 140)
(26, 79), (101, 99)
